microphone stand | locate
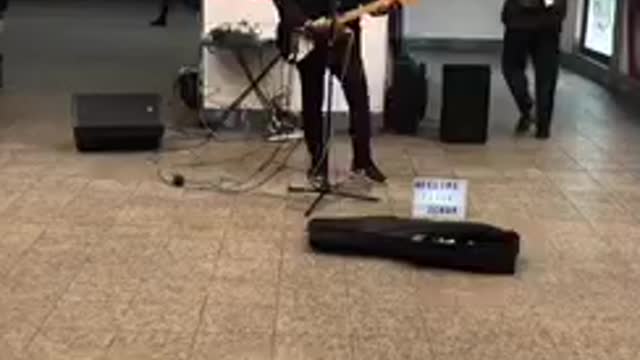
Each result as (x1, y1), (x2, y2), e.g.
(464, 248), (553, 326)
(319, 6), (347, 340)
(288, 0), (379, 217)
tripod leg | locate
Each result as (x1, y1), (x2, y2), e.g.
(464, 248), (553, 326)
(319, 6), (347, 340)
(305, 190), (328, 217)
(288, 185), (313, 194)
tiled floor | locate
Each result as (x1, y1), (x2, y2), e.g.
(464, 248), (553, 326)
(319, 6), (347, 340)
(2, 97), (640, 359)
(2, 1), (640, 359)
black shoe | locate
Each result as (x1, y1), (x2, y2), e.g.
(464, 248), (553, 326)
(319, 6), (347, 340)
(352, 162), (386, 183)
(306, 172), (327, 190)
(150, 17), (166, 27)
(307, 165), (328, 188)
(515, 114), (533, 135)
(535, 127), (550, 140)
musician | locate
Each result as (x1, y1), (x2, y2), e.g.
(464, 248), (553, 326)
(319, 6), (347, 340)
(273, 0), (395, 184)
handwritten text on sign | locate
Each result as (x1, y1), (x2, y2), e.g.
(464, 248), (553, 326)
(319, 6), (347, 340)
(412, 178), (468, 220)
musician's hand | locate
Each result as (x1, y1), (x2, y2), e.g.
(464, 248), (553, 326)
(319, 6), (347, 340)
(307, 17), (344, 34)
(370, 0), (399, 16)
(304, 17), (349, 44)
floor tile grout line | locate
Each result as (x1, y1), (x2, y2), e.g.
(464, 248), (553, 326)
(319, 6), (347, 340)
(98, 220), (185, 359)
(344, 259), (357, 360)
(185, 293), (209, 360)
(7, 174), (94, 228)
(58, 177), (140, 223)
(21, 242), (96, 352)
(268, 234), (285, 360)
(552, 172), (636, 226)
(95, 221), (171, 358)
(1, 224), (48, 282)
(184, 214), (229, 360)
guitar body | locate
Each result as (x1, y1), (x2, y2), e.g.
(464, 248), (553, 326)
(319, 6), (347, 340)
(274, 0), (415, 64)
(275, 22), (342, 65)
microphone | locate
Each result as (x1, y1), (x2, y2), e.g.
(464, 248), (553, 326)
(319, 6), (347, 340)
(171, 173), (185, 187)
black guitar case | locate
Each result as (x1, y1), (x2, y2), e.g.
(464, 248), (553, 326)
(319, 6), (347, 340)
(383, 6), (428, 135)
(308, 216), (520, 274)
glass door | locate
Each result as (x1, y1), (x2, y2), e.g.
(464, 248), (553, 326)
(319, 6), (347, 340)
(580, 0), (618, 64)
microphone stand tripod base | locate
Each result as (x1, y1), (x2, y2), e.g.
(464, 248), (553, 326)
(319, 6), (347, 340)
(288, 179), (380, 217)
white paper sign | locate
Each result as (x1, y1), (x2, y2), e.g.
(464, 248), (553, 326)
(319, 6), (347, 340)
(412, 178), (468, 220)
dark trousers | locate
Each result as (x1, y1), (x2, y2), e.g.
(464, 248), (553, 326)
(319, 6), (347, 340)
(502, 28), (560, 130)
(156, 0), (170, 19)
(296, 27), (372, 175)
(155, 0), (199, 18)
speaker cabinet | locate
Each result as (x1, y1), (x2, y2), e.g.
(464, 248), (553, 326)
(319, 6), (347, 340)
(440, 64), (491, 144)
(72, 93), (164, 151)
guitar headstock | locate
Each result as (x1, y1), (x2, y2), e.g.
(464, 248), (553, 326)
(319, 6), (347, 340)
(381, 0), (418, 8)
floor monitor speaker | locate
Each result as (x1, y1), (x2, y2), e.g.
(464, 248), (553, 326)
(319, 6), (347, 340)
(72, 93), (164, 151)
(440, 64), (491, 143)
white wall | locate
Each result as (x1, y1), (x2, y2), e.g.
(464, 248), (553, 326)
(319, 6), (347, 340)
(404, 0), (505, 39)
(201, 0), (388, 113)
(405, 0), (580, 53)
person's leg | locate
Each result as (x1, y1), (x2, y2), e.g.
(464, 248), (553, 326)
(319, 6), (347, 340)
(531, 28), (561, 139)
(502, 28), (534, 134)
(151, 0), (169, 26)
(297, 48), (329, 179)
(328, 26), (385, 182)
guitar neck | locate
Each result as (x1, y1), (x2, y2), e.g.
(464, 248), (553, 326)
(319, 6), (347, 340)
(337, 0), (387, 25)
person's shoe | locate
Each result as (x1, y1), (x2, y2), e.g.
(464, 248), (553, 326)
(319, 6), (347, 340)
(306, 171), (327, 189)
(150, 17), (166, 27)
(535, 126), (550, 140)
(515, 114), (533, 135)
(266, 120), (303, 142)
(306, 163), (328, 188)
(352, 162), (386, 183)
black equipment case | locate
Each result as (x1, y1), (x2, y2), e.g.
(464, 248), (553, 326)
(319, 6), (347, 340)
(384, 53), (428, 135)
(383, 6), (428, 135)
(308, 216), (520, 274)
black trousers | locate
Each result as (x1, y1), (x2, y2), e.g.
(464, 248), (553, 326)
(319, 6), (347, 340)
(156, 0), (170, 18)
(155, 0), (199, 16)
(296, 26), (372, 175)
(502, 28), (560, 130)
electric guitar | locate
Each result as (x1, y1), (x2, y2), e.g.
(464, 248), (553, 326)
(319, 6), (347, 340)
(276, 0), (415, 64)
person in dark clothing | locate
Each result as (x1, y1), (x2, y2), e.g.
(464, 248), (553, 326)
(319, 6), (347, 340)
(273, 0), (394, 183)
(151, 0), (170, 27)
(150, 0), (200, 27)
(501, 0), (567, 139)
